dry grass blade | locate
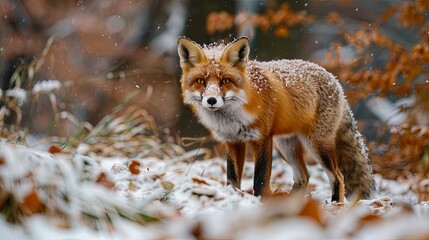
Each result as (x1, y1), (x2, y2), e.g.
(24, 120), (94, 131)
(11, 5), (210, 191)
(79, 105), (184, 159)
(0, 37), (58, 142)
(0, 143), (158, 228)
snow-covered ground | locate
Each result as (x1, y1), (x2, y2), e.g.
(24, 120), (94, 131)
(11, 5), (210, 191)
(1, 142), (429, 239)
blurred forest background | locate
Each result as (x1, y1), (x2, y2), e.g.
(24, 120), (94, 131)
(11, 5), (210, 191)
(0, 0), (428, 184)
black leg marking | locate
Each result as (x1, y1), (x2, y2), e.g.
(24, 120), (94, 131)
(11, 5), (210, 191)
(253, 151), (268, 196)
(226, 143), (245, 188)
(319, 152), (342, 202)
(331, 180), (340, 202)
(227, 155), (239, 187)
(253, 138), (273, 197)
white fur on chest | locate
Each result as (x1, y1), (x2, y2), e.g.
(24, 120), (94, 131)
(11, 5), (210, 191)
(195, 105), (260, 142)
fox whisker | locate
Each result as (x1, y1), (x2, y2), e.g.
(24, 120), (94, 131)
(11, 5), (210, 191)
(189, 96), (202, 102)
(224, 96), (243, 102)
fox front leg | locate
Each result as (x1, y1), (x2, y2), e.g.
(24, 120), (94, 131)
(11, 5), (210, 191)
(251, 137), (273, 197)
(226, 142), (246, 189)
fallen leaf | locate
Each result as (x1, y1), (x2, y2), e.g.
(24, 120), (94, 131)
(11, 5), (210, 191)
(23, 189), (43, 214)
(298, 199), (323, 225)
(272, 188), (288, 198)
(355, 213), (382, 232)
(129, 160), (141, 175)
(360, 213), (381, 223)
(192, 177), (210, 186)
(151, 173), (166, 180)
(49, 145), (62, 154)
(161, 180), (175, 191)
(129, 181), (137, 191)
(96, 172), (115, 189)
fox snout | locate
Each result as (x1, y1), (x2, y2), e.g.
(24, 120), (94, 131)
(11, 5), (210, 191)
(202, 96), (223, 111)
(201, 83), (224, 111)
(202, 95), (224, 111)
(207, 97), (217, 105)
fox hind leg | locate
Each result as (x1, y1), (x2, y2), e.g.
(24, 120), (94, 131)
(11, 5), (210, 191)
(274, 135), (310, 194)
(303, 137), (345, 202)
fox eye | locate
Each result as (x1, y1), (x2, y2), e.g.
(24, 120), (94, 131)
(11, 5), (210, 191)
(222, 78), (231, 84)
(195, 78), (205, 85)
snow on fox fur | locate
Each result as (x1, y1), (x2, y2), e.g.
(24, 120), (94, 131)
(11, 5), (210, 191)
(177, 37), (375, 202)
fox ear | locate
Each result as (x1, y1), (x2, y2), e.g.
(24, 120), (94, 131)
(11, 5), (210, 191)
(221, 37), (250, 68)
(178, 37), (206, 69)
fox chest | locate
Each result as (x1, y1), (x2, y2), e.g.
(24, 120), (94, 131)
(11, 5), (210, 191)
(196, 107), (260, 142)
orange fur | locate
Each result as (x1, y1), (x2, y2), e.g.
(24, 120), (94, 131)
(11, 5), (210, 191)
(178, 37), (375, 201)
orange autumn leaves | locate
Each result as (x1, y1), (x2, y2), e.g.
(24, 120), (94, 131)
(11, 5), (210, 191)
(323, 1), (429, 183)
(394, 0), (429, 28)
(323, 1), (429, 99)
(325, 25), (428, 98)
(380, 124), (429, 195)
(206, 3), (314, 37)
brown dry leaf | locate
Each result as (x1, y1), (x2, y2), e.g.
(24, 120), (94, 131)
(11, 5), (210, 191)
(192, 177), (210, 186)
(356, 213), (382, 231)
(161, 180), (175, 191)
(298, 199), (323, 225)
(151, 173), (166, 180)
(271, 188), (288, 199)
(23, 189), (43, 214)
(128, 181), (137, 191)
(0, 157), (5, 165)
(360, 213), (381, 223)
(96, 172), (115, 189)
(129, 160), (141, 175)
(366, 197), (393, 214)
(49, 145), (62, 154)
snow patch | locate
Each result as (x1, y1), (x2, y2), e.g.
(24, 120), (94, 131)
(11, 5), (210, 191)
(32, 80), (61, 93)
(5, 88), (27, 102)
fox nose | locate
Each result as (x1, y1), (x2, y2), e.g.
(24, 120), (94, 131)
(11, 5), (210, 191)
(207, 97), (217, 106)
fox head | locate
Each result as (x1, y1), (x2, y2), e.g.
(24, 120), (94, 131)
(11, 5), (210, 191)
(177, 37), (250, 112)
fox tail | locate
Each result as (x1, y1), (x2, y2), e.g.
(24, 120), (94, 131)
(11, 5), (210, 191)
(336, 105), (376, 200)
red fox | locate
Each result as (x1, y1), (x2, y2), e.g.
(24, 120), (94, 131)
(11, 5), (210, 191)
(177, 37), (375, 202)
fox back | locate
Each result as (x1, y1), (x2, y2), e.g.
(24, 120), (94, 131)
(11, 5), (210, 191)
(177, 37), (375, 201)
